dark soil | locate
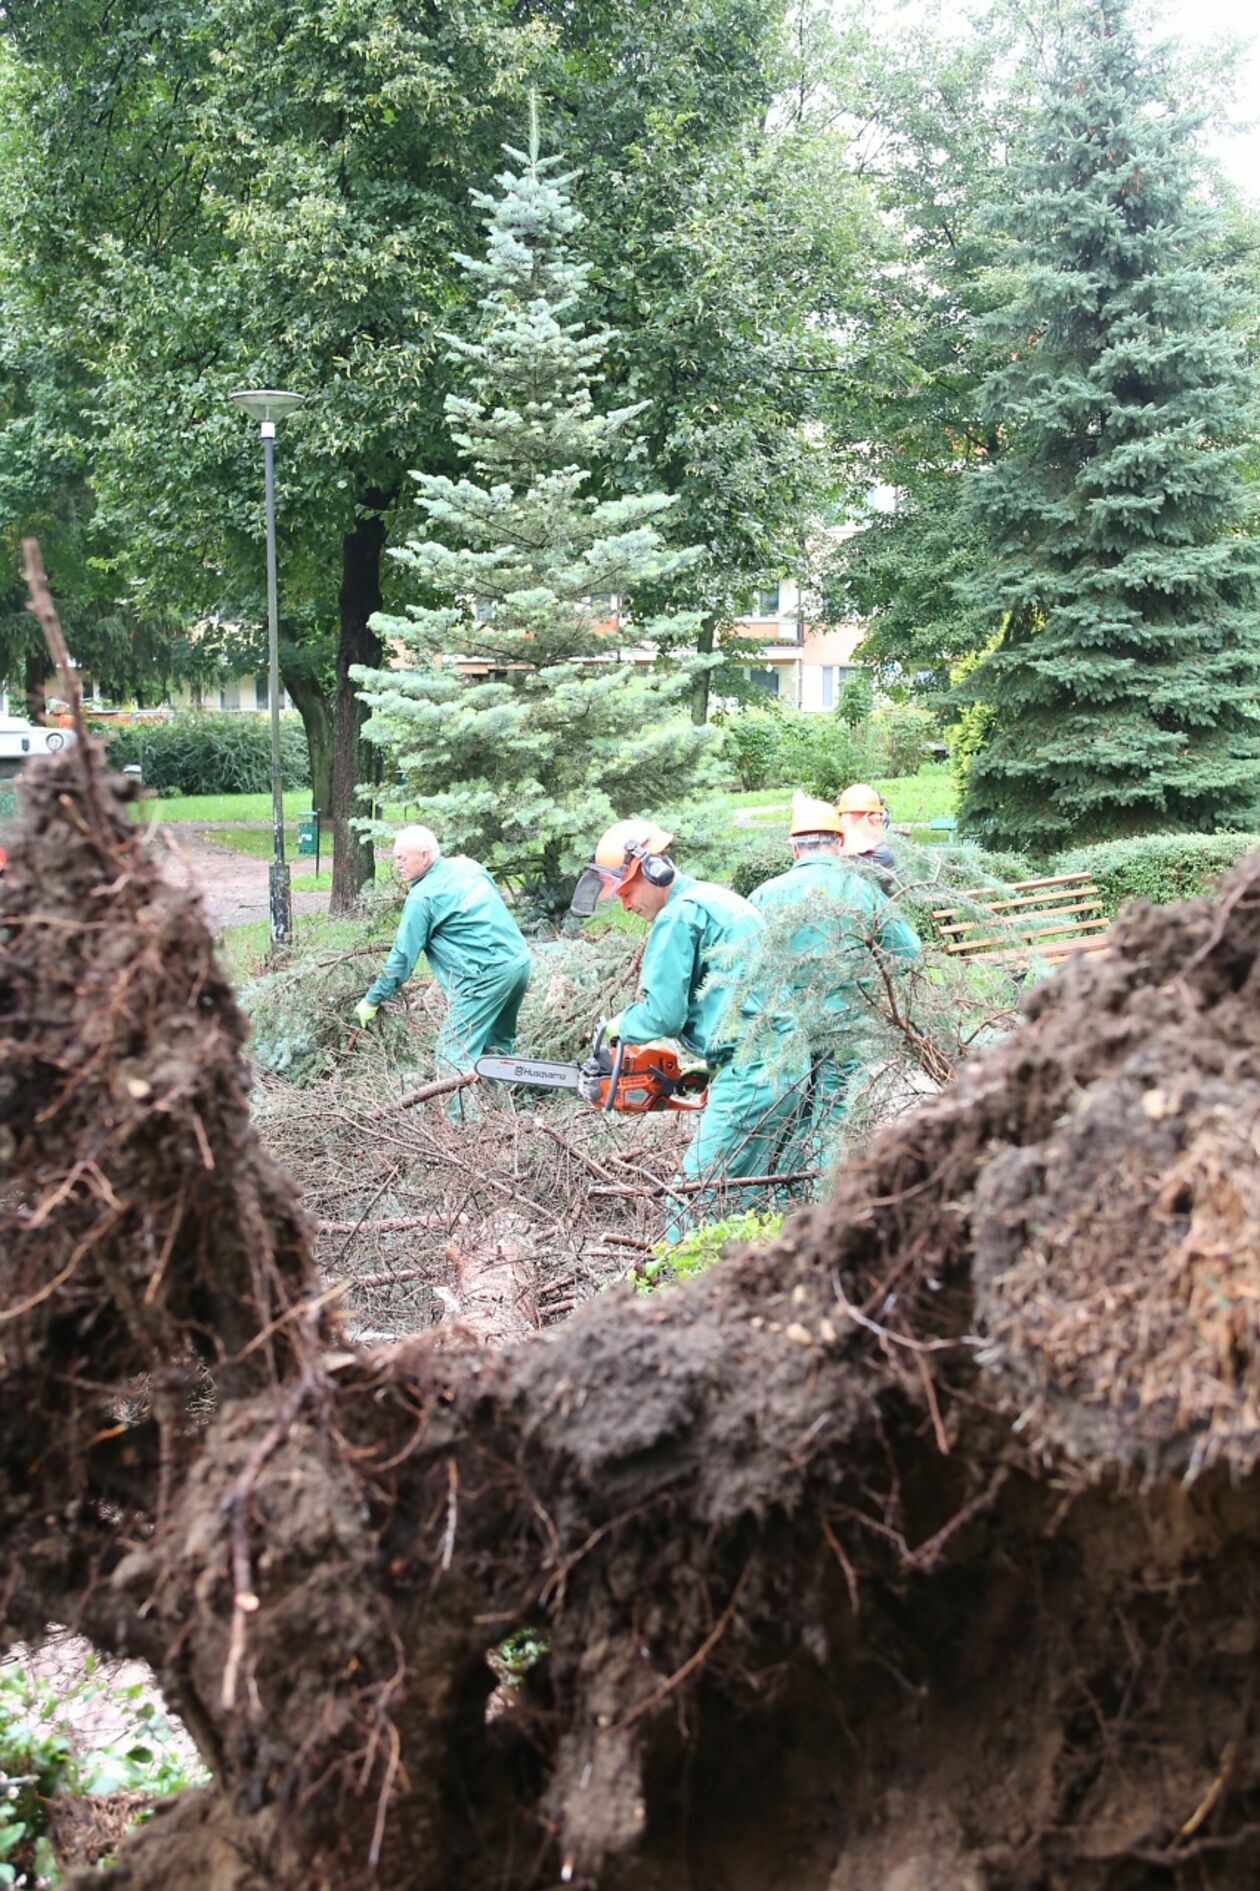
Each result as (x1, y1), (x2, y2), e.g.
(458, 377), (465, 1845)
(5, 738), (1260, 1890)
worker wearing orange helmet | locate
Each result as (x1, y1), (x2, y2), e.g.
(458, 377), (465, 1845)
(570, 819), (805, 1235)
(835, 782), (898, 887)
(749, 793), (919, 1172)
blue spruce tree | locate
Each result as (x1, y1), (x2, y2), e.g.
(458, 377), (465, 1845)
(959, 0), (1260, 852)
(356, 103), (715, 907)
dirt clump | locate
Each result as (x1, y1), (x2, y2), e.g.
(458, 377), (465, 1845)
(6, 731), (1260, 1889)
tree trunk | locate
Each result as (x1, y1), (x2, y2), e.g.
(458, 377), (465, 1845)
(282, 662), (334, 820)
(24, 649), (48, 725)
(690, 612), (717, 725)
(330, 508), (386, 915)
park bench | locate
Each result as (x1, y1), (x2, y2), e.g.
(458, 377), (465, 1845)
(930, 871), (1111, 965)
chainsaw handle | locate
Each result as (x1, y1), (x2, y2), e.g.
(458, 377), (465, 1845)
(603, 1034), (625, 1111)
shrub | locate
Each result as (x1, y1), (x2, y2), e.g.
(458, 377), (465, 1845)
(872, 702), (933, 776)
(720, 701), (933, 799)
(101, 713), (311, 796)
(776, 713), (881, 800)
(730, 834), (794, 898)
(718, 707), (783, 790)
(1054, 832), (1260, 918)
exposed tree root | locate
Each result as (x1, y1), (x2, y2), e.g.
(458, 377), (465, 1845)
(6, 714), (1260, 1889)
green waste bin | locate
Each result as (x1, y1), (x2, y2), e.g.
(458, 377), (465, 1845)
(297, 812), (319, 857)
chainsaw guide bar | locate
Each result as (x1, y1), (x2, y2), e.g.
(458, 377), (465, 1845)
(474, 1054), (581, 1090)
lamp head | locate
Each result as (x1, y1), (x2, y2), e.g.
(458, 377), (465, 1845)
(230, 389), (306, 425)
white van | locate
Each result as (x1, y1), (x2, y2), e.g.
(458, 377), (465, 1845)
(0, 715), (75, 763)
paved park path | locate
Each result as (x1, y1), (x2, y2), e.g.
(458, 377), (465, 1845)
(158, 828), (331, 933)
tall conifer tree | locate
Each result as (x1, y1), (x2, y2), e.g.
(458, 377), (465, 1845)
(959, 0), (1260, 852)
(357, 107), (715, 908)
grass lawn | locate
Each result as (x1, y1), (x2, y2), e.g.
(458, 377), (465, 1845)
(134, 791), (412, 825)
(218, 913), (385, 980)
(721, 765), (957, 834)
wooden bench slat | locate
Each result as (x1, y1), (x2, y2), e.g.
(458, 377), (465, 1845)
(951, 935), (1112, 965)
(944, 917), (1112, 953)
(931, 880), (1100, 919)
(947, 871), (1096, 900)
(935, 897), (1103, 936)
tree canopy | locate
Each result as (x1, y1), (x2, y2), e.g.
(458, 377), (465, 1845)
(357, 111), (717, 909)
(959, 0), (1260, 852)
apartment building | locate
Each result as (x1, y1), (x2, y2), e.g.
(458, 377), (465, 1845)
(725, 579), (865, 712)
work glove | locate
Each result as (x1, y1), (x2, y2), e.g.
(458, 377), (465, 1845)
(578, 1042), (613, 1105)
(354, 999), (379, 1029)
(603, 1012), (623, 1043)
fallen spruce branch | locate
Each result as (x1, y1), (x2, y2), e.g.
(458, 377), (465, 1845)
(318, 1215), (449, 1236)
(589, 1168), (816, 1198)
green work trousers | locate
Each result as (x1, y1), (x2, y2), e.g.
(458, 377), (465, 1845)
(435, 961), (531, 1119)
(667, 1059), (802, 1242)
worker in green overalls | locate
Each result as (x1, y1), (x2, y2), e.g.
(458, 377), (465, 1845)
(749, 792), (920, 1174)
(570, 818), (805, 1237)
(355, 825), (531, 1108)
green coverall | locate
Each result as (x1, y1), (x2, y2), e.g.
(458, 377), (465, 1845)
(365, 855), (531, 1105)
(611, 873), (805, 1239)
(749, 853), (919, 1171)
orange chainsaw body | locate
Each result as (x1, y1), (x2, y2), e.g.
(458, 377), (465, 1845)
(600, 1041), (707, 1113)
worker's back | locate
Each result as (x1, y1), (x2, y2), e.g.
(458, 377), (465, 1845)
(406, 855), (529, 992)
(750, 854), (919, 1011)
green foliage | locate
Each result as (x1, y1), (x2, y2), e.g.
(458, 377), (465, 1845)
(960, 0), (1260, 852)
(101, 714), (310, 798)
(873, 704), (933, 777)
(1054, 832), (1260, 918)
(946, 640), (1000, 806)
(239, 897), (423, 1085)
(1, 1666), (68, 1887)
(729, 834), (795, 898)
(357, 120), (718, 908)
(0, 1656), (207, 1885)
(719, 706), (784, 791)
(636, 1210), (783, 1292)
(719, 704), (931, 797)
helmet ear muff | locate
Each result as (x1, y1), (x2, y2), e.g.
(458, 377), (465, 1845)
(626, 842), (675, 888)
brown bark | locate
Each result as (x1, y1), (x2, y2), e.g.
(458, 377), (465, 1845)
(330, 506), (386, 915)
(281, 657), (334, 819)
(24, 647), (49, 724)
(7, 685), (1260, 1889)
(690, 611), (717, 725)
(443, 1213), (539, 1348)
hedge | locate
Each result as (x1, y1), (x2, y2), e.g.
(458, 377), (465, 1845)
(719, 703), (933, 796)
(1053, 832), (1260, 918)
(100, 713), (312, 797)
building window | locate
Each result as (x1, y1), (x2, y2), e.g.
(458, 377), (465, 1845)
(756, 583), (781, 618)
(744, 666), (779, 698)
(821, 666), (836, 709)
(473, 598), (495, 623)
(255, 672), (269, 713)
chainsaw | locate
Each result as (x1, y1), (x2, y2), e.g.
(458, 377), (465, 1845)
(475, 1026), (708, 1114)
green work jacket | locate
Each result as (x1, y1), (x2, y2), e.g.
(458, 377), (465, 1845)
(615, 873), (768, 1064)
(365, 855), (529, 1007)
(748, 854), (920, 1014)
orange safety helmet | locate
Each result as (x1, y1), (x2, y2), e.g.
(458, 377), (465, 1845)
(570, 819), (675, 915)
(834, 782), (885, 815)
(788, 790), (843, 838)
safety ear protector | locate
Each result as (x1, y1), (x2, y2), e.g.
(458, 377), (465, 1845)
(625, 841), (675, 888)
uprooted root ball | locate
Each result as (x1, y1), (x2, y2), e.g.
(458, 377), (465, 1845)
(7, 742), (1260, 1889)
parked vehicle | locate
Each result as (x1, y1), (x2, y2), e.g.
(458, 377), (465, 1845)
(0, 717), (76, 866)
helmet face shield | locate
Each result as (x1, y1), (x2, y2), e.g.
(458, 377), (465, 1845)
(569, 863), (620, 917)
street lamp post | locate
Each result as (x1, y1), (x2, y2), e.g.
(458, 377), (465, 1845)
(230, 388), (305, 946)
